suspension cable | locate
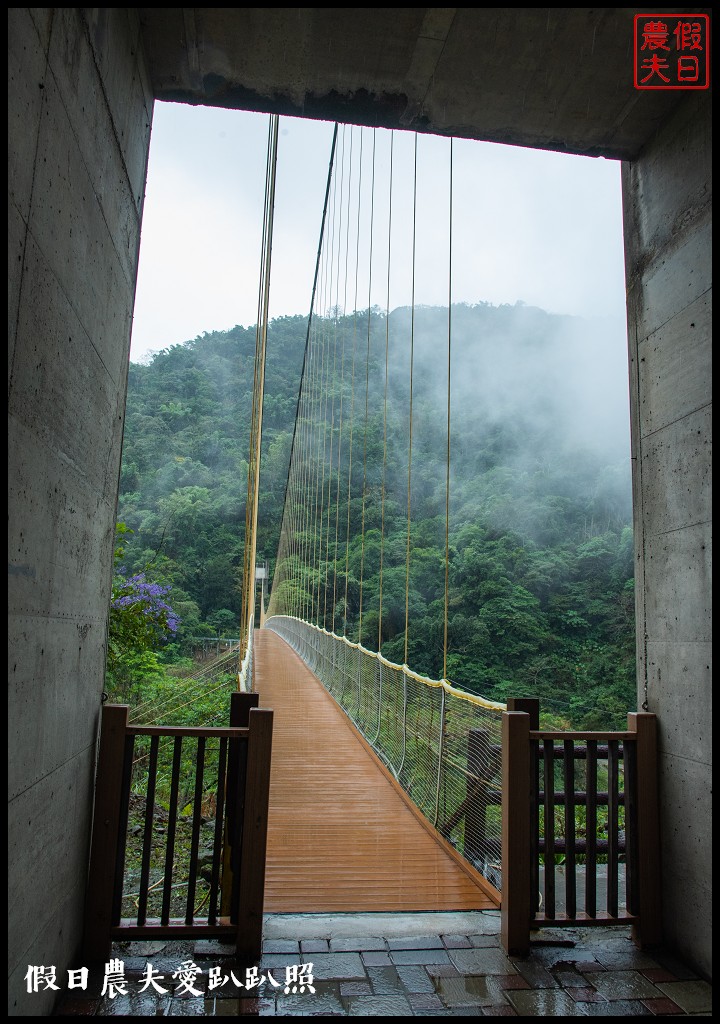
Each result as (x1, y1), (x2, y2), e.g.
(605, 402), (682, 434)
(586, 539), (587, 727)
(404, 133), (418, 667)
(443, 138), (453, 682)
(270, 124), (339, 622)
(357, 129), (376, 646)
(378, 131), (394, 652)
(239, 113), (279, 669)
(343, 128), (364, 633)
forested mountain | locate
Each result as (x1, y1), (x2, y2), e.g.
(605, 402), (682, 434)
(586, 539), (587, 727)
(118, 316), (306, 637)
(117, 302), (636, 727)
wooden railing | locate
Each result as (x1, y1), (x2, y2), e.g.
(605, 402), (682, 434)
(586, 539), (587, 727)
(501, 699), (661, 955)
(83, 694), (273, 962)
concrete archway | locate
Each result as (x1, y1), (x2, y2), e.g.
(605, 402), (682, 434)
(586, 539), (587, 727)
(8, 8), (711, 1013)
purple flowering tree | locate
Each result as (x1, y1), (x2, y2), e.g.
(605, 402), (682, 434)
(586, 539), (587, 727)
(107, 525), (181, 695)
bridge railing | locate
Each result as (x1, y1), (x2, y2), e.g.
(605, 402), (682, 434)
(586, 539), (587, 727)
(501, 703), (661, 955)
(83, 693), (272, 962)
(266, 617), (662, 949)
(265, 614), (506, 898)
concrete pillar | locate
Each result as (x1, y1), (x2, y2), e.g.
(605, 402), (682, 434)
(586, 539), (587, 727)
(8, 8), (152, 1014)
(622, 94), (711, 979)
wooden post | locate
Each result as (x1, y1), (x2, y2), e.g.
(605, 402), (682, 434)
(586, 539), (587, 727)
(235, 707), (273, 960)
(221, 693), (260, 915)
(82, 704), (129, 962)
(231, 691), (261, 727)
(508, 698), (540, 918)
(507, 698), (539, 727)
(628, 712), (662, 947)
(501, 711), (531, 955)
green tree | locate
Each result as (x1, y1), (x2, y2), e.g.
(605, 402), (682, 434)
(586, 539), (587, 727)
(107, 525), (181, 699)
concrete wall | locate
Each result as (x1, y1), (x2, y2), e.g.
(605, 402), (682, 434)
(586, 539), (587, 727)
(7, 8), (712, 1013)
(623, 95), (712, 980)
(7, 9), (152, 1014)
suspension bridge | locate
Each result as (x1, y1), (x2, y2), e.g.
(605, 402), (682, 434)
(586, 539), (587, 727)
(240, 118), (505, 913)
(87, 115), (660, 961)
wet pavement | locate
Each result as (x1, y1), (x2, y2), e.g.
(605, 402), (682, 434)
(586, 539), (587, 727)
(53, 911), (711, 1016)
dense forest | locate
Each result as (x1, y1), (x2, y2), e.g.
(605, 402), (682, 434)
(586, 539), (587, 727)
(115, 302), (636, 728)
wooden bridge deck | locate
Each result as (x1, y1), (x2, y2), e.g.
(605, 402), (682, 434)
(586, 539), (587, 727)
(254, 628), (494, 913)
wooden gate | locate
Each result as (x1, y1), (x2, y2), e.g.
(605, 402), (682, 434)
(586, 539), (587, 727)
(83, 694), (272, 961)
(501, 699), (660, 955)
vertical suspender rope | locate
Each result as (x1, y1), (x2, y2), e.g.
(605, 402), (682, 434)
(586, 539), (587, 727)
(272, 124), (338, 622)
(250, 115), (279, 629)
(239, 113), (279, 671)
(357, 129), (376, 647)
(311, 251), (331, 622)
(435, 136), (453, 825)
(403, 133), (418, 669)
(322, 327), (337, 630)
(319, 159), (339, 625)
(313, 204), (332, 624)
(344, 129), (363, 634)
(304, 332), (320, 622)
(323, 137), (344, 628)
(377, 130), (394, 653)
(399, 133), (418, 778)
(332, 127), (353, 635)
(443, 137), (454, 683)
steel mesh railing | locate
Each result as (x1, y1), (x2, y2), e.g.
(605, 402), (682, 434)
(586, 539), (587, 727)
(266, 614), (506, 892)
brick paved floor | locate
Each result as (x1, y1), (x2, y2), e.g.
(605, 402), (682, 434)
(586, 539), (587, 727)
(52, 912), (712, 1016)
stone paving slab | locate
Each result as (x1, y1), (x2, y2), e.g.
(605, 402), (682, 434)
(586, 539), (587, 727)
(360, 950), (393, 966)
(331, 936), (387, 952)
(261, 939), (300, 955)
(396, 965), (438, 993)
(588, 969), (663, 1000)
(504, 988), (587, 1015)
(52, 917), (711, 1016)
(388, 935), (446, 950)
(390, 949), (452, 966)
(447, 948), (518, 975)
(366, 965), (407, 995)
(432, 974), (496, 1007)
(300, 938), (329, 954)
(578, 997), (654, 1015)
(344, 993), (414, 1015)
(656, 979), (713, 1013)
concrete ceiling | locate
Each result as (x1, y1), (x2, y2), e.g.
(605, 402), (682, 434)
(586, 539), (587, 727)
(138, 7), (706, 160)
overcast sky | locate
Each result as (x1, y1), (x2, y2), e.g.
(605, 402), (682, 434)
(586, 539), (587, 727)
(130, 102), (628, 364)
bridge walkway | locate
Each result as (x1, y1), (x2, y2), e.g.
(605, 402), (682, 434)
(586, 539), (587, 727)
(254, 628), (494, 912)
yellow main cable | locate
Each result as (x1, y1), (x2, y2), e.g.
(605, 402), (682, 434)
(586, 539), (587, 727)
(240, 114), (279, 671)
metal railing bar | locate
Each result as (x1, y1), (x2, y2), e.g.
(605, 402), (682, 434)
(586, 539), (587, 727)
(127, 725), (249, 738)
(185, 737), (205, 924)
(208, 736), (228, 925)
(607, 739), (620, 917)
(585, 739), (598, 917)
(543, 738), (555, 919)
(160, 736), (183, 926)
(137, 734), (159, 926)
(563, 739), (577, 919)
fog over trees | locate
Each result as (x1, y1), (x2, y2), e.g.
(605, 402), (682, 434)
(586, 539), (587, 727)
(116, 301), (635, 728)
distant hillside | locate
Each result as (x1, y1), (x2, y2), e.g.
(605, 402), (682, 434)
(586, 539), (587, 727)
(117, 302), (635, 726)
